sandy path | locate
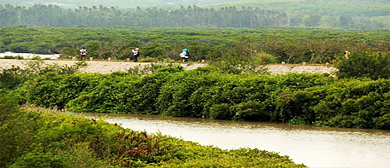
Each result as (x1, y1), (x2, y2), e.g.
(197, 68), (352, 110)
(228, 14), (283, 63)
(0, 59), (337, 75)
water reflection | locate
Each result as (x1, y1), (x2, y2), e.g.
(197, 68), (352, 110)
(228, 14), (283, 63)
(81, 113), (390, 168)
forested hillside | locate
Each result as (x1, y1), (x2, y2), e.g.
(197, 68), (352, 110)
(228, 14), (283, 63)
(1, 0), (389, 29)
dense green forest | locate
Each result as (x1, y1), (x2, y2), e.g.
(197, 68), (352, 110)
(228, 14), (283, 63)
(1, 2), (389, 29)
(1, 27), (389, 64)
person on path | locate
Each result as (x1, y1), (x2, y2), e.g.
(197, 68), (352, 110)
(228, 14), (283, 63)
(180, 48), (189, 62)
(343, 51), (350, 59)
(80, 47), (87, 61)
(132, 48), (140, 62)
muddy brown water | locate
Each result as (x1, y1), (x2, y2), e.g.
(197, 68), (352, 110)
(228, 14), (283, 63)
(81, 113), (390, 168)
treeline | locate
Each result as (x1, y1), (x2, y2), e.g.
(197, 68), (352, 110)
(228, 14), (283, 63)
(0, 4), (387, 29)
(1, 27), (390, 64)
(0, 4), (287, 28)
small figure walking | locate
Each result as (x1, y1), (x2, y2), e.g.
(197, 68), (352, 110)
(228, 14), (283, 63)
(132, 48), (140, 62)
(343, 51), (350, 59)
(180, 48), (189, 62)
(80, 47), (87, 61)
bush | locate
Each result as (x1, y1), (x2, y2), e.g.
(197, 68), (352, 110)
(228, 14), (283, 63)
(231, 101), (269, 121)
(0, 94), (19, 126)
(67, 75), (140, 113)
(336, 52), (390, 80)
(15, 55), (24, 59)
(311, 79), (390, 128)
(254, 52), (277, 64)
(157, 67), (235, 117)
(374, 114), (390, 130)
(274, 88), (326, 123)
(209, 103), (233, 119)
(0, 107), (305, 167)
(0, 61), (87, 96)
(10, 152), (64, 168)
(31, 56), (41, 60)
(139, 56), (158, 62)
(0, 66), (27, 95)
(2, 56), (14, 59)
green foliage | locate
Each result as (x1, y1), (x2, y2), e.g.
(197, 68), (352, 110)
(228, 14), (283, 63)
(254, 52), (277, 65)
(313, 79), (390, 129)
(0, 66), (27, 95)
(1, 27), (389, 64)
(31, 56), (41, 60)
(2, 56), (14, 59)
(138, 56), (158, 62)
(20, 73), (99, 109)
(156, 68), (225, 117)
(0, 61), (87, 96)
(15, 55), (24, 59)
(10, 152), (64, 168)
(0, 94), (19, 125)
(231, 101), (269, 121)
(209, 38), (271, 74)
(0, 107), (304, 167)
(4, 60), (390, 130)
(209, 103), (234, 119)
(336, 52), (390, 80)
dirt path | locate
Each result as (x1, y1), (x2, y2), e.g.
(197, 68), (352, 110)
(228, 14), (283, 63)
(0, 59), (337, 75)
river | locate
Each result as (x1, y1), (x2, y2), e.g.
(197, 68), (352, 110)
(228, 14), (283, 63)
(82, 113), (390, 168)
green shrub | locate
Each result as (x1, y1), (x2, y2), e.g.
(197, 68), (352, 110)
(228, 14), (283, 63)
(15, 55), (24, 59)
(0, 94), (19, 126)
(254, 52), (277, 64)
(274, 88), (326, 123)
(3, 56), (14, 59)
(157, 67), (227, 117)
(1, 61), (86, 96)
(0, 66), (28, 95)
(209, 103), (234, 119)
(0, 107), (305, 167)
(131, 71), (174, 114)
(10, 152), (64, 168)
(374, 114), (390, 130)
(67, 75), (140, 113)
(31, 56), (41, 60)
(139, 56), (158, 62)
(336, 52), (390, 80)
(231, 101), (269, 121)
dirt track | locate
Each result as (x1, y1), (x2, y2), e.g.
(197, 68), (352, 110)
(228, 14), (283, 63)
(0, 59), (337, 75)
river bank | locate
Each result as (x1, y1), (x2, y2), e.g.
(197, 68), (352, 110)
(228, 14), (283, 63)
(0, 102), (306, 168)
(0, 59), (337, 75)
(83, 112), (390, 168)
